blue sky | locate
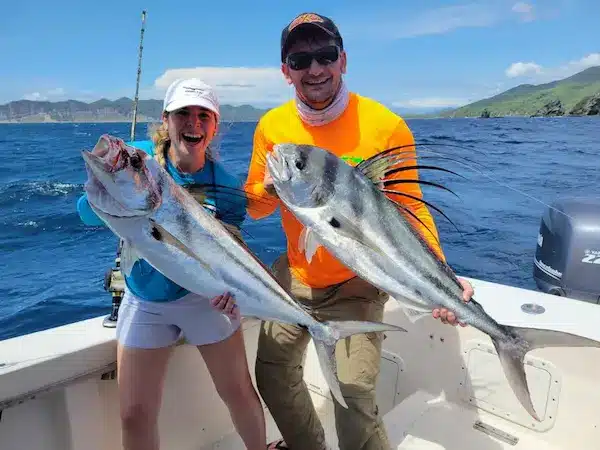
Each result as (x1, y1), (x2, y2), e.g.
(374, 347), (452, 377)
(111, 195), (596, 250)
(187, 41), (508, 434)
(2, 0), (599, 112)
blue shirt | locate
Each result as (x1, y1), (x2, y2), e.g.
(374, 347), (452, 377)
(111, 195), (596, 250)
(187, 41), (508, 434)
(77, 139), (247, 302)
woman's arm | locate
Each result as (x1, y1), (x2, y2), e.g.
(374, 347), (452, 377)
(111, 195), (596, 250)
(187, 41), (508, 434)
(76, 193), (105, 227)
(212, 164), (249, 230)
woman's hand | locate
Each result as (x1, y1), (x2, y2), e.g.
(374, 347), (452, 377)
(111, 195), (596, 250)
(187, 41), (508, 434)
(210, 291), (239, 320)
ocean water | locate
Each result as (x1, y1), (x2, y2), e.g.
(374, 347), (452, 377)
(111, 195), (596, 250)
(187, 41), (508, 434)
(0, 117), (598, 342)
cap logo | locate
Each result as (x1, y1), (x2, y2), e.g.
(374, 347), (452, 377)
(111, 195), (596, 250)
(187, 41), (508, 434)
(183, 86), (206, 97)
(181, 85), (217, 104)
(288, 13), (324, 31)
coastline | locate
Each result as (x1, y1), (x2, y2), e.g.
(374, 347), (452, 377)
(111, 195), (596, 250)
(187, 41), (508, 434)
(1, 113), (597, 125)
(0, 118), (263, 125)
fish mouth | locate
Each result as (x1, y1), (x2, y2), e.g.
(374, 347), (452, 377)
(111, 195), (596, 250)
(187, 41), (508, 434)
(82, 150), (113, 179)
(81, 149), (117, 202)
(267, 147), (291, 182)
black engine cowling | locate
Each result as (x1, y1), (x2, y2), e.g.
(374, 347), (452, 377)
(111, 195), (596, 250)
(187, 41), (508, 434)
(533, 197), (600, 303)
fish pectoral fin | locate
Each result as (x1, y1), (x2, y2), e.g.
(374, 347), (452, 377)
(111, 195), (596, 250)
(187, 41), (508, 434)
(299, 227), (322, 263)
(300, 214), (385, 262)
(403, 307), (432, 323)
(329, 213), (389, 259)
(388, 295), (433, 323)
(120, 240), (140, 276)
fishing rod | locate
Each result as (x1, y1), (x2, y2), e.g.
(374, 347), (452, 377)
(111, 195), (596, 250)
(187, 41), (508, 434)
(129, 10), (147, 142)
(103, 10), (147, 328)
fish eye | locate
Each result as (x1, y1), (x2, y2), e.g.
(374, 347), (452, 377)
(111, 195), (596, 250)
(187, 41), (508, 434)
(130, 153), (142, 170)
(295, 158), (305, 170)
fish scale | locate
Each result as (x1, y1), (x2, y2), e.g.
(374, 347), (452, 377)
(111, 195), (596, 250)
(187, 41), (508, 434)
(81, 134), (407, 409)
(267, 142), (600, 422)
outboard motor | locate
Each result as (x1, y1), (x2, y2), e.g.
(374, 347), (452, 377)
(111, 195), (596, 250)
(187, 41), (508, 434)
(533, 197), (600, 303)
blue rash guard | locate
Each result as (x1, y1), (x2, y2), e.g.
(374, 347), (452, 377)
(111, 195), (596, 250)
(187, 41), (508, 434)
(77, 139), (247, 302)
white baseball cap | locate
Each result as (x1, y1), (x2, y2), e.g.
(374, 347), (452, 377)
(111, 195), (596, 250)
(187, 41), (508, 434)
(162, 78), (220, 117)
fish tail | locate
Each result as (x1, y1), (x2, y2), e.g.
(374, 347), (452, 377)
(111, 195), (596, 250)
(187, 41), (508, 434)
(312, 320), (407, 409)
(493, 326), (600, 421)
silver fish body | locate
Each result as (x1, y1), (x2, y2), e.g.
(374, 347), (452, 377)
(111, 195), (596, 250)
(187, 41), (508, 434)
(267, 142), (600, 421)
(82, 135), (407, 408)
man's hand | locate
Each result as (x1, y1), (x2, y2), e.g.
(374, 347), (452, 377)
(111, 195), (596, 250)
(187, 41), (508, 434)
(210, 291), (240, 321)
(431, 277), (474, 327)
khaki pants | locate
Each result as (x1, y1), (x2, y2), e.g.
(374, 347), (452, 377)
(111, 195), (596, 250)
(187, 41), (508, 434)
(255, 254), (391, 450)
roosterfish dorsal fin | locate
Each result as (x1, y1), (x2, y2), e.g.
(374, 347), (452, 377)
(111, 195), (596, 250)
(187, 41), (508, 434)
(353, 145), (464, 247)
(354, 155), (388, 187)
(355, 144), (462, 196)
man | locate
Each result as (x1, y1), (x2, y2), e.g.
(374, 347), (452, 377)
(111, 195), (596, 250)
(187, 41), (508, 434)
(244, 12), (474, 450)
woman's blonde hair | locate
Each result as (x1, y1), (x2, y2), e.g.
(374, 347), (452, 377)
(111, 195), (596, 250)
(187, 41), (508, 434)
(148, 112), (221, 168)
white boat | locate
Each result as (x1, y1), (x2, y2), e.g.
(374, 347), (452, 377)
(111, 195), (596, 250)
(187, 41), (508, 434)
(2, 272), (600, 450)
(2, 143), (599, 450)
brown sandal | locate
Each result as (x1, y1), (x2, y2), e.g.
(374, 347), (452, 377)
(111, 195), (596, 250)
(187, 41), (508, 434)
(267, 438), (288, 449)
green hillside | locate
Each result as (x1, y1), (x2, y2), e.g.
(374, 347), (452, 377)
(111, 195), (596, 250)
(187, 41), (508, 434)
(442, 66), (600, 117)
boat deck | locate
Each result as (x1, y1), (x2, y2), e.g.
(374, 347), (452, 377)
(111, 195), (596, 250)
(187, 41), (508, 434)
(2, 277), (600, 449)
(204, 388), (561, 450)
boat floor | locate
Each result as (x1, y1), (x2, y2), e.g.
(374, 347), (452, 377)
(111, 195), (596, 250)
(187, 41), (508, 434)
(203, 389), (557, 450)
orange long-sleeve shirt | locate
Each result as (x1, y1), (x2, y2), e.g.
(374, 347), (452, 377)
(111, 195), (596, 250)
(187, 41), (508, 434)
(244, 92), (446, 288)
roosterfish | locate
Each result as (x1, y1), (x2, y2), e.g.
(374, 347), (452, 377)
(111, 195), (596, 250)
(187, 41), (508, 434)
(266, 142), (600, 421)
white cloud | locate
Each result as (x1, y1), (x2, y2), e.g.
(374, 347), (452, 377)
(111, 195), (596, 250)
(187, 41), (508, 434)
(23, 92), (45, 101)
(152, 67), (293, 105)
(47, 88), (65, 97)
(512, 2), (533, 13)
(392, 97), (470, 109)
(342, 1), (546, 40)
(22, 87), (66, 102)
(566, 53), (600, 72)
(512, 2), (535, 22)
(388, 3), (500, 39)
(506, 62), (543, 78)
(505, 53), (600, 81)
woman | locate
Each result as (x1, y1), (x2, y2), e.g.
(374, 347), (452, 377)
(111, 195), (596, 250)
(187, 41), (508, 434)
(77, 78), (266, 450)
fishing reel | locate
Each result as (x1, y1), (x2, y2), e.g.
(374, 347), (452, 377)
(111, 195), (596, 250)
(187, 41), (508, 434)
(102, 240), (125, 328)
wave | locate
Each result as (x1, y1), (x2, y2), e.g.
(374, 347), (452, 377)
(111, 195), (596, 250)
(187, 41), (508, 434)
(0, 181), (81, 207)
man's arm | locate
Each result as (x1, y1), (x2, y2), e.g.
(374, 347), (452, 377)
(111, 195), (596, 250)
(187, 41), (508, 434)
(383, 119), (446, 262)
(243, 121), (279, 220)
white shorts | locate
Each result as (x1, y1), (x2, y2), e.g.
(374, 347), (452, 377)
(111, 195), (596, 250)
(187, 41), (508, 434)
(115, 289), (241, 349)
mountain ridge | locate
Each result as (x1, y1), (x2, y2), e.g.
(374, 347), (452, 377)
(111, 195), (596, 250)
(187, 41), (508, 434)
(0, 98), (270, 123)
(3, 66), (599, 123)
(441, 66), (600, 118)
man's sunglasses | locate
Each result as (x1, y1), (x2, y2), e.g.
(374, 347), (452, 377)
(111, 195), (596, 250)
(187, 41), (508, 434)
(286, 45), (340, 71)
